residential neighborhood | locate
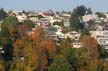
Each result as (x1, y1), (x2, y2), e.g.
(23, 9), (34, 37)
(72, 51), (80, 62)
(0, 0), (108, 71)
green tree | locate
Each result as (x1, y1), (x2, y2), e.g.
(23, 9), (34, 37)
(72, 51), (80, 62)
(0, 16), (19, 37)
(23, 20), (35, 29)
(81, 29), (90, 36)
(70, 13), (80, 31)
(48, 54), (73, 71)
(95, 12), (106, 18)
(53, 21), (64, 26)
(87, 8), (93, 15)
(60, 46), (78, 71)
(0, 8), (7, 20)
(87, 20), (95, 30)
(73, 5), (87, 16)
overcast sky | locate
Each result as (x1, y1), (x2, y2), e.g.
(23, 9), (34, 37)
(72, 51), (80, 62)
(0, 0), (108, 12)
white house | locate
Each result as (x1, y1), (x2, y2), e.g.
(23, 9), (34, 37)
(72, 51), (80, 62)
(51, 17), (62, 26)
(0, 23), (1, 31)
(16, 14), (27, 22)
(82, 14), (98, 22)
(62, 13), (71, 27)
(53, 25), (62, 32)
(90, 31), (108, 46)
(39, 18), (51, 27)
(64, 31), (81, 40)
(0, 20), (3, 31)
(0, 46), (4, 54)
(28, 17), (38, 23)
(95, 24), (105, 31)
(72, 41), (82, 48)
(55, 31), (64, 38)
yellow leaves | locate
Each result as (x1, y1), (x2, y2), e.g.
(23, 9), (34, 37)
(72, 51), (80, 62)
(13, 39), (23, 48)
(81, 35), (98, 48)
(102, 62), (108, 71)
(79, 35), (100, 71)
(29, 27), (43, 42)
(8, 24), (15, 38)
(12, 27), (57, 71)
(0, 61), (5, 71)
(12, 38), (39, 71)
(81, 35), (99, 58)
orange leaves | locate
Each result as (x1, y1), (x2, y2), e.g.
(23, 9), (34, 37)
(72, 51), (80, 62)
(44, 38), (56, 58)
(29, 27), (56, 53)
(38, 47), (48, 71)
(81, 35), (98, 48)
(29, 27), (42, 41)
(28, 27), (57, 70)
(13, 39), (23, 48)
(80, 35), (100, 71)
(81, 35), (99, 58)
(13, 38), (39, 71)
(0, 61), (5, 71)
(45, 38), (56, 51)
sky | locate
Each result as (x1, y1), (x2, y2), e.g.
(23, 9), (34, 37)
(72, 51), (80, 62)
(0, 0), (108, 12)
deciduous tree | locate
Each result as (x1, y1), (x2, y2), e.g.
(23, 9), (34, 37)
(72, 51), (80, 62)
(48, 54), (73, 71)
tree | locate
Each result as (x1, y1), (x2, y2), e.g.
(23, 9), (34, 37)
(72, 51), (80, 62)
(87, 8), (93, 15)
(29, 27), (43, 42)
(18, 24), (29, 37)
(87, 20), (95, 30)
(23, 20), (35, 29)
(53, 21), (64, 26)
(80, 35), (100, 71)
(95, 12), (106, 18)
(48, 54), (73, 71)
(70, 13), (80, 31)
(71, 5), (87, 31)
(8, 10), (15, 16)
(12, 38), (39, 71)
(3, 44), (13, 61)
(37, 47), (48, 71)
(29, 27), (50, 71)
(0, 60), (5, 71)
(81, 35), (99, 59)
(60, 45), (78, 71)
(81, 29), (90, 36)
(1, 16), (19, 38)
(102, 62), (108, 71)
(73, 5), (87, 16)
(0, 8), (7, 20)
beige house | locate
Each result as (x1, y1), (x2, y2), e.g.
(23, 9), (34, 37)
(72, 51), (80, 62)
(90, 31), (108, 45)
(82, 14), (98, 22)
(16, 14), (27, 22)
(64, 31), (81, 40)
(72, 41), (82, 48)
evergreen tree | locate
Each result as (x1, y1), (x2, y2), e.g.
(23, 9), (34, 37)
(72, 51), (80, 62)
(1, 16), (19, 38)
(70, 13), (80, 31)
(0, 8), (7, 20)
(73, 5), (87, 16)
(87, 8), (93, 15)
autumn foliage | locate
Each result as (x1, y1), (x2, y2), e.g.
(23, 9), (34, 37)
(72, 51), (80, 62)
(80, 35), (100, 71)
